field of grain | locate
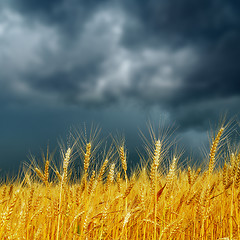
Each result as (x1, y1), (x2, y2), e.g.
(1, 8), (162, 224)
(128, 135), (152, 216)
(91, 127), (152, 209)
(0, 124), (240, 239)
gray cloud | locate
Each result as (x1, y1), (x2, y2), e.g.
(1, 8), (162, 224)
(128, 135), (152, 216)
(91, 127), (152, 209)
(0, 0), (239, 131)
(120, 0), (240, 46)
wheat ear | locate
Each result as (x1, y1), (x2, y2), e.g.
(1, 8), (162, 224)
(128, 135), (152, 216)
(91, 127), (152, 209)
(209, 127), (224, 175)
(84, 143), (91, 175)
(98, 158), (108, 182)
(44, 160), (49, 185)
(106, 163), (115, 192)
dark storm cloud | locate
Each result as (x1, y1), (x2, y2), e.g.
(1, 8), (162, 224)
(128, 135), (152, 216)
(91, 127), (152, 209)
(8, 0), (110, 36)
(119, 0), (240, 98)
(25, 61), (101, 102)
(119, 0), (240, 129)
(0, 0), (240, 132)
(120, 0), (240, 46)
(183, 32), (240, 101)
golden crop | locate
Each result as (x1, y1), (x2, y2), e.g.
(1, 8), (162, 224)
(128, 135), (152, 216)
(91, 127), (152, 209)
(0, 123), (240, 239)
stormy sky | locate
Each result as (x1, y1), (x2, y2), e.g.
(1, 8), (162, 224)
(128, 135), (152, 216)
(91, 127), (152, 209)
(0, 0), (240, 174)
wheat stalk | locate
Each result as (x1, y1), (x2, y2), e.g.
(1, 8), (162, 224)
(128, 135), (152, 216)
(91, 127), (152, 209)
(56, 147), (71, 240)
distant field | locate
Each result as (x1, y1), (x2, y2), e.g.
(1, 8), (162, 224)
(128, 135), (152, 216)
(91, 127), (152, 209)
(0, 123), (240, 239)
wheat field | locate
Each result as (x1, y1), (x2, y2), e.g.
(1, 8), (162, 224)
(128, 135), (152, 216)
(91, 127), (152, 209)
(0, 123), (240, 239)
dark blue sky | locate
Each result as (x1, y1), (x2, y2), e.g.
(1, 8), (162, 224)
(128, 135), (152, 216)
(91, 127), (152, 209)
(0, 0), (240, 174)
